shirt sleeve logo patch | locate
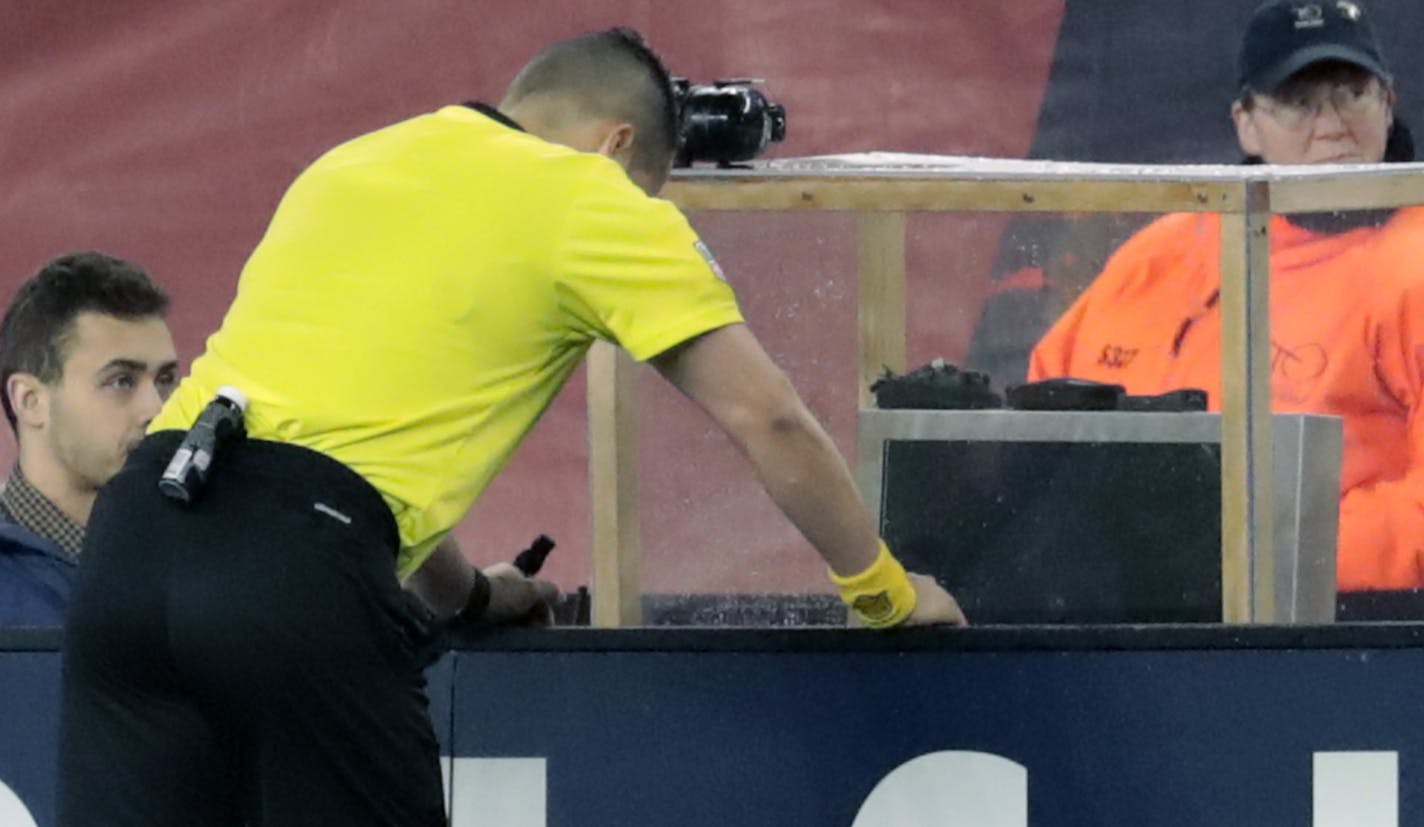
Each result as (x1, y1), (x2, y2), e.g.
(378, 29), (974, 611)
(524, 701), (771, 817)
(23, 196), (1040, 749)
(693, 240), (727, 281)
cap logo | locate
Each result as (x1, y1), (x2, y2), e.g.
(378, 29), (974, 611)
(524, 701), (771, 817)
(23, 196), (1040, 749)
(1293, 4), (1325, 28)
(1336, 0), (1361, 21)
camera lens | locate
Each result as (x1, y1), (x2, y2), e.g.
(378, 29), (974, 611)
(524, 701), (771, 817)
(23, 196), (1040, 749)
(674, 80), (787, 167)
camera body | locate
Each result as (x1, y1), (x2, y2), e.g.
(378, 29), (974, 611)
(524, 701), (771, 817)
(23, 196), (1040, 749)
(673, 78), (787, 167)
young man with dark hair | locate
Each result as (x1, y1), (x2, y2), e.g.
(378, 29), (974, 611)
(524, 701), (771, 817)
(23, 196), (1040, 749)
(1030, 0), (1424, 592)
(0, 251), (176, 625)
(58, 26), (964, 827)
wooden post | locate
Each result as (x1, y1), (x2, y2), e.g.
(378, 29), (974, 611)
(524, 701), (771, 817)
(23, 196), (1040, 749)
(858, 212), (907, 407)
(1217, 181), (1275, 622)
(586, 341), (642, 626)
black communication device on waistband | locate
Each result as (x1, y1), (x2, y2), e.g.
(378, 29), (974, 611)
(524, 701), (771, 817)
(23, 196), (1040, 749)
(158, 386), (249, 506)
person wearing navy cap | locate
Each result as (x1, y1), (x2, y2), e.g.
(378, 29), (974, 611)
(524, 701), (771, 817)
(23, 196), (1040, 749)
(1233, 0), (1404, 166)
(1032, 0), (1424, 595)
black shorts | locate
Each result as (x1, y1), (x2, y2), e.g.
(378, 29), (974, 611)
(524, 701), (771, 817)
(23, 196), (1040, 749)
(58, 432), (446, 827)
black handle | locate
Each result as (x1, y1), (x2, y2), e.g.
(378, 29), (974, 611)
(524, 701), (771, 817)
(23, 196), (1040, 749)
(512, 535), (556, 576)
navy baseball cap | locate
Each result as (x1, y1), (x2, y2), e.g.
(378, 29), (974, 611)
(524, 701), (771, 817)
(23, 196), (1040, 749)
(1238, 0), (1391, 92)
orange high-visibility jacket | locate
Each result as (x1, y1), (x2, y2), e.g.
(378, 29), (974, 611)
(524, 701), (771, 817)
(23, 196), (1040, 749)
(1029, 207), (1424, 591)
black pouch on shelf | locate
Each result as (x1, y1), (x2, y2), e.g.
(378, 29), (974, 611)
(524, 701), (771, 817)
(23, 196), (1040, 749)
(870, 359), (1003, 410)
(1004, 377), (1124, 411)
(1118, 388), (1208, 412)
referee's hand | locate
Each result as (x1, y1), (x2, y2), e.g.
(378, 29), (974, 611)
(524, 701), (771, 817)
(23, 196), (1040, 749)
(903, 573), (968, 627)
(481, 562), (561, 626)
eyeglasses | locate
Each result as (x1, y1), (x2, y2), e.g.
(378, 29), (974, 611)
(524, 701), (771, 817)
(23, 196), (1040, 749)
(1251, 79), (1387, 130)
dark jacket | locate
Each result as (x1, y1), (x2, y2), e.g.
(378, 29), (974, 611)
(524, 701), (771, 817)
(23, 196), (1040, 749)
(0, 520), (78, 627)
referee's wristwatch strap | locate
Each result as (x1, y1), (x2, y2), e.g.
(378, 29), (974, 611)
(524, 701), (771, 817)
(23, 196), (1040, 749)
(460, 569), (492, 622)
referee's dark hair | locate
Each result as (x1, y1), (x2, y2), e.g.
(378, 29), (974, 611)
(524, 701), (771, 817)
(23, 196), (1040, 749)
(502, 27), (681, 181)
(0, 251), (170, 430)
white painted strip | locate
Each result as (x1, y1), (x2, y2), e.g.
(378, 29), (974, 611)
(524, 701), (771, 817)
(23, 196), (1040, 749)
(445, 756), (547, 827)
(853, 750), (1028, 827)
(1314, 751), (1397, 827)
(0, 780), (39, 827)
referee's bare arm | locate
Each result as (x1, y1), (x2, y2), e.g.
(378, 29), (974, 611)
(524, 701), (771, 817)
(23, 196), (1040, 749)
(650, 323), (966, 627)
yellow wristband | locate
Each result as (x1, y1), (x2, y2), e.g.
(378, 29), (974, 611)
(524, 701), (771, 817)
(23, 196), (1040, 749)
(828, 541), (918, 628)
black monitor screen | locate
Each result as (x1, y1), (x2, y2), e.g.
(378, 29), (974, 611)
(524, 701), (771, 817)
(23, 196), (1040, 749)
(880, 439), (1222, 624)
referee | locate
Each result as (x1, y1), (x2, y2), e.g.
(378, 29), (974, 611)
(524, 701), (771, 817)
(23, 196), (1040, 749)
(57, 28), (966, 827)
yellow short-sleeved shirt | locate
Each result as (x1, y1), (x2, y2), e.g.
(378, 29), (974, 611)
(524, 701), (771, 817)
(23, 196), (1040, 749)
(152, 105), (744, 578)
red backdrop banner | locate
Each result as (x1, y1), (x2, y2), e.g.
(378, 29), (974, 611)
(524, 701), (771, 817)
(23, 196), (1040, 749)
(0, 1), (1061, 592)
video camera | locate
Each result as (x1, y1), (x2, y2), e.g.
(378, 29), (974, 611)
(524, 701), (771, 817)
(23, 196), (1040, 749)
(673, 78), (787, 167)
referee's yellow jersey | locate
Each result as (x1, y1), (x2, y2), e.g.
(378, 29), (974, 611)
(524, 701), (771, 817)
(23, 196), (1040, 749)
(152, 104), (744, 578)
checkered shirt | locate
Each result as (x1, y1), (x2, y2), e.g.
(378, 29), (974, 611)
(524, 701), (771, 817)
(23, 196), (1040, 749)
(0, 463), (84, 557)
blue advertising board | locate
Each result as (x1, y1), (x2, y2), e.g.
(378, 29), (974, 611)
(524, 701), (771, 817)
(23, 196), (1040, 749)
(444, 627), (1424, 826)
(4, 626), (1424, 826)
(0, 645), (61, 827)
